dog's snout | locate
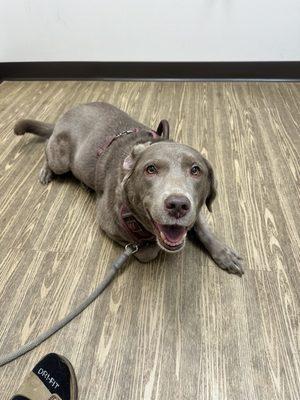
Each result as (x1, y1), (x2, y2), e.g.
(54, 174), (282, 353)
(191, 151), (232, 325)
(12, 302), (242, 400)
(164, 195), (191, 218)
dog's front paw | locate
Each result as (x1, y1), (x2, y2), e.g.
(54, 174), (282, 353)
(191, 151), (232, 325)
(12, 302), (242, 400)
(212, 245), (244, 276)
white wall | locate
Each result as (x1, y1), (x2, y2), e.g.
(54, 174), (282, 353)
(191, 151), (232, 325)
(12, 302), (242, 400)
(1, 0), (299, 62)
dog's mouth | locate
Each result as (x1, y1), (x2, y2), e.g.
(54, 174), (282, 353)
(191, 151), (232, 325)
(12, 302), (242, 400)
(152, 221), (187, 252)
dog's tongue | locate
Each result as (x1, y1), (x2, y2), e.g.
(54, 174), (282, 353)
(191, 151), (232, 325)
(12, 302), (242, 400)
(158, 224), (186, 243)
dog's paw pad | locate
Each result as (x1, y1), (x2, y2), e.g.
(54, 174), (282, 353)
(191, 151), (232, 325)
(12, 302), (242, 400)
(39, 166), (53, 185)
(213, 246), (244, 276)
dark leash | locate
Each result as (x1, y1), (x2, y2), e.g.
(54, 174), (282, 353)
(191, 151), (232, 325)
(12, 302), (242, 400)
(0, 243), (140, 367)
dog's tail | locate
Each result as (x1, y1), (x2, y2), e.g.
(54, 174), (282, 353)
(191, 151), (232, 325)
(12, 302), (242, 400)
(14, 119), (54, 138)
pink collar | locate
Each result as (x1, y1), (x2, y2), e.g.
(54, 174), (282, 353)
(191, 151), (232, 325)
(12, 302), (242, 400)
(119, 204), (155, 243)
(97, 128), (158, 158)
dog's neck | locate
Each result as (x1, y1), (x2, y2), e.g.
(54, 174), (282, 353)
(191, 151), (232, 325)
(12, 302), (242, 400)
(119, 203), (155, 244)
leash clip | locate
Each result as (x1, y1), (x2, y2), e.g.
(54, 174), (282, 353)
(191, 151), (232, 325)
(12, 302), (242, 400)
(125, 243), (139, 255)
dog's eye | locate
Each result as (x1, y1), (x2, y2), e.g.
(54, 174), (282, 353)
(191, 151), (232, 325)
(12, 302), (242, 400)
(146, 164), (158, 174)
(190, 165), (201, 176)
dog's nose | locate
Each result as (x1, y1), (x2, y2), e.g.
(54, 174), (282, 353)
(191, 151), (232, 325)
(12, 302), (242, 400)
(164, 195), (191, 218)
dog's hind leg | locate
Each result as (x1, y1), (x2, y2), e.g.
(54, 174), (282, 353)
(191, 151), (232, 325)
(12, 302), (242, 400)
(39, 161), (54, 185)
(39, 132), (72, 184)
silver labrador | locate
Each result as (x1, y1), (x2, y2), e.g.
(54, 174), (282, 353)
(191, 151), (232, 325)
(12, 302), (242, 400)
(14, 102), (243, 275)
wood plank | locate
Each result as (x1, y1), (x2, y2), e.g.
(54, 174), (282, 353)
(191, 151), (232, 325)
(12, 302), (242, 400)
(0, 81), (299, 400)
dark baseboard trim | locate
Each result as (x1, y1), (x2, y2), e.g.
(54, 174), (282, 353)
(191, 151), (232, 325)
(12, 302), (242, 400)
(0, 62), (299, 81)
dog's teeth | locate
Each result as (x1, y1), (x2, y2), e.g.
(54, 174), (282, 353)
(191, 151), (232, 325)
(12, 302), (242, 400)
(160, 231), (166, 241)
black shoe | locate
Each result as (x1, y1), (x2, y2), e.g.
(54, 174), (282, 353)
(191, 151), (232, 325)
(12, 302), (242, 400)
(11, 353), (78, 400)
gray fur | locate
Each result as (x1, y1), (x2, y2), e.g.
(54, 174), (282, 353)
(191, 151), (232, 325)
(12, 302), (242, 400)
(14, 102), (244, 275)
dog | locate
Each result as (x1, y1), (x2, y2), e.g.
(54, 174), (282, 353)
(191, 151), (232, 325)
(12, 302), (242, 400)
(14, 102), (243, 275)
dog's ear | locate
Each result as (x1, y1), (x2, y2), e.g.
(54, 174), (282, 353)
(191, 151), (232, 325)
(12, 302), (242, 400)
(204, 159), (217, 212)
(123, 142), (151, 171)
(156, 120), (169, 139)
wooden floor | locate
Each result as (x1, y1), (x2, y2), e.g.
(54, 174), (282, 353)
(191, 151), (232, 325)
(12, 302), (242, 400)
(0, 81), (299, 400)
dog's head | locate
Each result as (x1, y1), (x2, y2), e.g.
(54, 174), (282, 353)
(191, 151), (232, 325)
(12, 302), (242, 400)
(122, 140), (216, 252)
